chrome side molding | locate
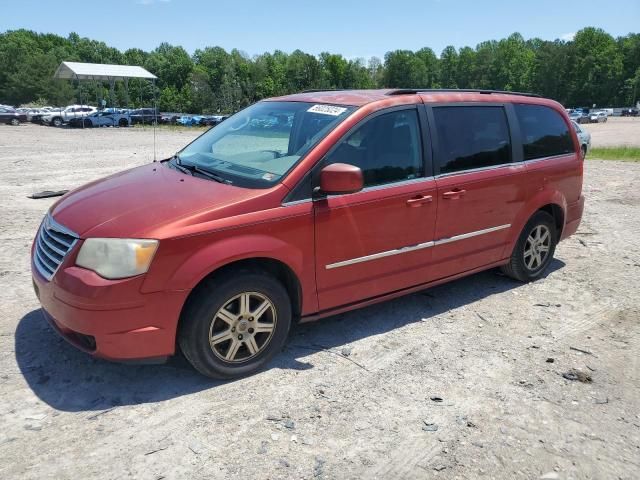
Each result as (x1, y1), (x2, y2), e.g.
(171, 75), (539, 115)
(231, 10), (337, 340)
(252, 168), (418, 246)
(325, 224), (511, 270)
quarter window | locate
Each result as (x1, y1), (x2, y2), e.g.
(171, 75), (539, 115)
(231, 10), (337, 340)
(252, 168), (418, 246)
(515, 104), (574, 160)
(324, 109), (423, 187)
(433, 106), (511, 174)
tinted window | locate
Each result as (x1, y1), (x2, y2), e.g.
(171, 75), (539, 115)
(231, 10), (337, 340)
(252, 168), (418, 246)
(515, 104), (574, 160)
(324, 109), (422, 187)
(433, 106), (511, 174)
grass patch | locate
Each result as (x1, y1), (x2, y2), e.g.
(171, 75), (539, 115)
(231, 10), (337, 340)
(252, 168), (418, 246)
(589, 146), (640, 161)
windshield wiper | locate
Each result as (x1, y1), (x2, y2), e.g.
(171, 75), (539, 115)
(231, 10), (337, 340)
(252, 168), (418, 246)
(170, 155), (192, 175)
(191, 165), (232, 184)
(172, 155), (232, 184)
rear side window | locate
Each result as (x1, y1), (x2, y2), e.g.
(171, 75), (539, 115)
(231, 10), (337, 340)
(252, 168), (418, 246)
(324, 109), (423, 187)
(515, 104), (574, 160)
(433, 106), (511, 174)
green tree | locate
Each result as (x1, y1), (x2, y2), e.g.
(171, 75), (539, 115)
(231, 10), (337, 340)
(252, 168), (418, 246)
(439, 46), (458, 88)
(567, 27), (624, 106)
(383, 50), (426, 87)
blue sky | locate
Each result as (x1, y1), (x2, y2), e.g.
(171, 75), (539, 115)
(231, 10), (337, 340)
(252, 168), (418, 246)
(1, 0), (638, 58)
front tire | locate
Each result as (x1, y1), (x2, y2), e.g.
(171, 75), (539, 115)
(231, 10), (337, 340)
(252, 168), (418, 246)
(10, 118), (19, 126)
(501, 211), (557, 282)
(52, 117), (63, 127)
(178, 272), (292, 379)
(581, 145), (587, 159)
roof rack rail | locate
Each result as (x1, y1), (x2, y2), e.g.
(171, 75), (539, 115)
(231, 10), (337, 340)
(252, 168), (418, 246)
(301, 89), (343, 93)
(387, 88), (542, 98)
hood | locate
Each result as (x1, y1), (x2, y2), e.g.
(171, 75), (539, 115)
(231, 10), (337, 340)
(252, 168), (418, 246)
(51, 163), (266, 238)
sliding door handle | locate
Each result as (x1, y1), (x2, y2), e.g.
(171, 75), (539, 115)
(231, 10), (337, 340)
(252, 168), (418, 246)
(442, 189), (466, 200)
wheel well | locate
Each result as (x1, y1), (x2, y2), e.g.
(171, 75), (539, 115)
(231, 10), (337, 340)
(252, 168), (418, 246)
(538, 204), (564, 237)
(181, 257), (302, 319)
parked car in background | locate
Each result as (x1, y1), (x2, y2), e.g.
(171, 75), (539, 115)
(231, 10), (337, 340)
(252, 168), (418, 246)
(0, 106), (27, 125)
(569, 110), (590, 124)
(129, 108), (160, 125)
(68, 111), (131, 128)
(571, 120), (591, 158)
(200, 115), (229, 126)
(589, 111), (608, 123)
(25, 109), (41, 122)
(42, 105), (97, 127)
(32, 89), (584, 379)
(160, 113), (180, 124)
(176, 115), (204, 126)
(29, 107), (58, 124)
(621, 108), (639, 117)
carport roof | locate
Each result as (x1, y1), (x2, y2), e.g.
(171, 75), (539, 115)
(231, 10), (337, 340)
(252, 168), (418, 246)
(53, 61), (157, 81)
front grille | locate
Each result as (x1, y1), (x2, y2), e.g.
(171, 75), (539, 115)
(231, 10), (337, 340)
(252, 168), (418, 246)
(33, 215), (78, 281)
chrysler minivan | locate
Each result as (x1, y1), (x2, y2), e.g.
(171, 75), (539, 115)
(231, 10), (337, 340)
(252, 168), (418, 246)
(32, 89), (584, 378)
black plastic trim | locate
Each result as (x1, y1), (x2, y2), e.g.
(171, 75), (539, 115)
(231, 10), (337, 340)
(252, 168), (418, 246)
(388, 88), (542, 98)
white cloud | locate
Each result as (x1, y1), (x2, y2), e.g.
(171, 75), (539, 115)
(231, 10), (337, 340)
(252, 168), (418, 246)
(560, 32), (576, 41)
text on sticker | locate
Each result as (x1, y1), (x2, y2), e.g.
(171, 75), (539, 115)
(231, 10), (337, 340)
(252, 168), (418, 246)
(307, 104), (348, 116)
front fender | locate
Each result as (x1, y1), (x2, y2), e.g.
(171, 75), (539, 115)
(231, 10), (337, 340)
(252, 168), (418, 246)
(164, 234), (305, 292)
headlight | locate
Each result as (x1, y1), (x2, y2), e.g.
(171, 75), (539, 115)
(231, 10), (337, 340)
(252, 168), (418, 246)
(76, 238), (159, 279)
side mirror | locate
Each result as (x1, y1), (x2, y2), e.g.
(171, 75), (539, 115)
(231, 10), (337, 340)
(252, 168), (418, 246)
(319, 163), (364, 195)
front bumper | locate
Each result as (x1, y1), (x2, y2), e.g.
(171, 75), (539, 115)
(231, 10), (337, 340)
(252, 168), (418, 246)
(32, 259), (188, 361)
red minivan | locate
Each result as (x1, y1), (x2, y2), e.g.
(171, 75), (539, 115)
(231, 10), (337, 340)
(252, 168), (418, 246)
(31, 89), (584, 378)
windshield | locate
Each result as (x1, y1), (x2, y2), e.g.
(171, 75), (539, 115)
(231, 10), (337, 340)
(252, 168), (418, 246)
(177, 101), (355, 187)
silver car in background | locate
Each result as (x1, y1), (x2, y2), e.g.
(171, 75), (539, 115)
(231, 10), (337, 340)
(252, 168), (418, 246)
(589, 111), (608, 123)
(572, 120), (591, 158)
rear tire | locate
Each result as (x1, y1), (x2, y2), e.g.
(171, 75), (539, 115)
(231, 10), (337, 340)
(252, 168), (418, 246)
(10, 118), (19, 126)
(501, 211), (557, 282)
(118, 118), (128, 127)
(52, 117), (63, 127)
(178, 271), (292, 379)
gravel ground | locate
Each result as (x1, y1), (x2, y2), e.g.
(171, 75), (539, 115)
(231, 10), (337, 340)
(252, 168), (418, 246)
(582, 116), (640, 148)
(0, 123), (638, 480)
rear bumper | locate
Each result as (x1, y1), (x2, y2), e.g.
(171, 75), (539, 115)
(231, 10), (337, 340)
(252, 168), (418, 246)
(32, 261), (188, 361)
(561, 195), (585, 240)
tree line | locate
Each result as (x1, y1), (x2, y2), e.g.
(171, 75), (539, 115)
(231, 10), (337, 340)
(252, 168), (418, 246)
(0, 27), (638, 113)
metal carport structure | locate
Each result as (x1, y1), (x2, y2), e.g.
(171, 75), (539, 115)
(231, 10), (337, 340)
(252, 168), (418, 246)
(53, 61), (159, 157)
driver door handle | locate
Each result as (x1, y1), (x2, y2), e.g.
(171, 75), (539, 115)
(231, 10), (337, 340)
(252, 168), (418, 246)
(406, 195), (433, 207)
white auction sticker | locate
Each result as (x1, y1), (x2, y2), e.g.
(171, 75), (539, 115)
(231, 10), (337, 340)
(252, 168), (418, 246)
(307, 104), (347, 116)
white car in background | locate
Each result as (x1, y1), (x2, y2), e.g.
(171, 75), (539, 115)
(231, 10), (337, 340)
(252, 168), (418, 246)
(41, 105), (97, 127)
(572, 120), (591, 159)
(589, 111), (608, 123)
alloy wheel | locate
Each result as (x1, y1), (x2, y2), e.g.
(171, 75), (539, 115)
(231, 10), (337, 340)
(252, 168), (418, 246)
(524, 225), (551, 271)
(208, 292), (276, 363)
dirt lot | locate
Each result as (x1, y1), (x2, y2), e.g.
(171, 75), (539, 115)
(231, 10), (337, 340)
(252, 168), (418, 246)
(584, 116), (640, 147)
(0, 122), (639, 480)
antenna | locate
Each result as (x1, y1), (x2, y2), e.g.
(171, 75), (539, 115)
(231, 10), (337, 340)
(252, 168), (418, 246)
(152, 79), (158, 162)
